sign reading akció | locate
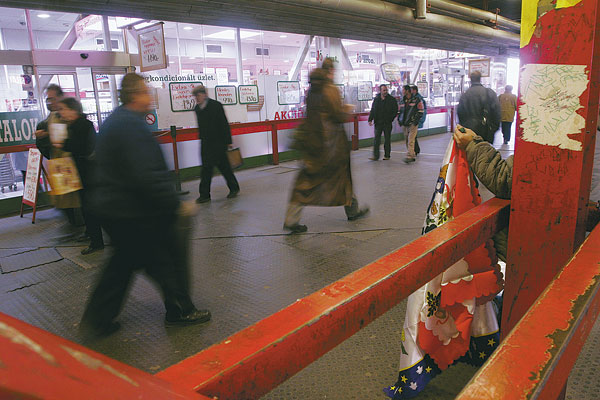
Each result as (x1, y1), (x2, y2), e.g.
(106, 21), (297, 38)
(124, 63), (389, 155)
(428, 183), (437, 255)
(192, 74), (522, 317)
(215, 86), (237, 105)
(137, 22), (167, 72)
(238, 85), (259, 104)
(0, 111), (42, 147)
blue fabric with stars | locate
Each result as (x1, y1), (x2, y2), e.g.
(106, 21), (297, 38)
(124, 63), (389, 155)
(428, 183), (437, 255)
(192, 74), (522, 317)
(383, 355), (441, 399)
(383, 332), (500, 399)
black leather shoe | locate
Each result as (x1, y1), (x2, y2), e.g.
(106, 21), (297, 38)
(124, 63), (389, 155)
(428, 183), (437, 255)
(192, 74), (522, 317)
(165, 309), (211, 326)
(283, 223), (308, 234)
(196, 196), (211, 204)
(81, 245), (104, 255)
(348, 207), (370, 221)
(226, 189), (240, 198)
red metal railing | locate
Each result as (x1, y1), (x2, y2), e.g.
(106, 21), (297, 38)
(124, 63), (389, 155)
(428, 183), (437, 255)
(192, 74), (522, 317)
(0, 197), (507, 399)
(456, 223), (600, 400)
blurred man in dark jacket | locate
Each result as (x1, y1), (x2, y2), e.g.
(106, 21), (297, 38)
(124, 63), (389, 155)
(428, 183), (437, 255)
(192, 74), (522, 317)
(193, 85), (240, 203)
(368, 84), (398, 160)
(80, 73), (210, 338)
(457, 71), (501, 144)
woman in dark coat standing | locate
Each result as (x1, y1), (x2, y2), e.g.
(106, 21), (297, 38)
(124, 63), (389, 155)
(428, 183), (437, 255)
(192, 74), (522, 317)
(283, 58), (369, 233)
(57, 97), (104, 254)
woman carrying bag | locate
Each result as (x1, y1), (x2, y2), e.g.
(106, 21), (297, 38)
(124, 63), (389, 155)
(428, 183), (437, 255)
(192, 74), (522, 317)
(56, 97), (104, 254)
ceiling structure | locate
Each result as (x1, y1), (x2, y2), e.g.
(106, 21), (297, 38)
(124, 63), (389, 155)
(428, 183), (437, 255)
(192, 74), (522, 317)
(0, 0), (521, 57)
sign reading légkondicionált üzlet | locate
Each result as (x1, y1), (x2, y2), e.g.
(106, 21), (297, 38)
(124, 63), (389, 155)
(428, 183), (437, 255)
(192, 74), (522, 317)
(169, 82), (204, 112)
(137, 22), (167, 72)
(0, 111), (42, 147)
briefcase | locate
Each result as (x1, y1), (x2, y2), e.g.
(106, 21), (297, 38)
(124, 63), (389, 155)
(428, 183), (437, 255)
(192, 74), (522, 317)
(227, 148), (243, 169)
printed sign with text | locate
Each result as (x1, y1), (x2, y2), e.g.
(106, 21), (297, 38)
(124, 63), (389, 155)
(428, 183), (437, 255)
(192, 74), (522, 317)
(169, 81), (204, 112)
(0, 111), (42, 148)
(238, 85), (259, 104)
(277, 81), (301, 105)
(357, 81), (373, 101)
(137, 23), (167, 72)
(468, 58), (491, 78)
(22, 148), (42, 207)
(215, 86), (238, 105)
(336, 84), (345, 100)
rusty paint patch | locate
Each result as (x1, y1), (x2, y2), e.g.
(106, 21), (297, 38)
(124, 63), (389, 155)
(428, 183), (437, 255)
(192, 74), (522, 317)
(0, 321), (56, 365)
(61, 345), (139, 387)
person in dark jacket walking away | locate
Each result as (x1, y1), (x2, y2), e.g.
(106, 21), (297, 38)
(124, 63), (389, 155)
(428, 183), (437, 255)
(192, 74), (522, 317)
(80, 73), (210, 338)
(368, 84), (398, 160)
(457, 71), (501, 144)
(400, 84), (424, 163)
(193, 85), (240, 203)
(56, 97), (104, 255)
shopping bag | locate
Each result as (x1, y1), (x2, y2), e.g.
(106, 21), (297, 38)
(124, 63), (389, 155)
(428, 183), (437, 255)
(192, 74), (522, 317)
(47, 157), (82, 196)
(227, 148), (243, 169)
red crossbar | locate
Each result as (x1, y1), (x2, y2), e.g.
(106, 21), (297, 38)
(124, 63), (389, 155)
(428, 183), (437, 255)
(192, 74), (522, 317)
(456, 224), (600, 400)
(157, 198), (510, 399)
(0, 313), (210, 400)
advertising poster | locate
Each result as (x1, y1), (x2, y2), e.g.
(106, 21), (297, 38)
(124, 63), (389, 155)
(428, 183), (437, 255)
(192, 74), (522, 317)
(277, 81), (301, 105)
(169, 81), (204, 112)
(22, 148), (42, 207)
(215, 86), (238, 105)
(137, 23), (167, 72)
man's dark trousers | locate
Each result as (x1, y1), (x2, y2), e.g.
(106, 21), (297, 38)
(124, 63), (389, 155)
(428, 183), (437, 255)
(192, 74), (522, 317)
(501, 121), (512, 143)
(199, 144), (239, 198)
(81, 216), (195, 331)
(373, 123), (392, 159)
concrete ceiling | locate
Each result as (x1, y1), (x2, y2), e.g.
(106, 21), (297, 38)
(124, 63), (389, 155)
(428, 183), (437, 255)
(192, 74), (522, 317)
(0, 1), (521, 57)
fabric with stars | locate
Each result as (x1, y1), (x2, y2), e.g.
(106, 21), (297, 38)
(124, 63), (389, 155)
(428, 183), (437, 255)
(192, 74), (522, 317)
(384, 139), (503, 399)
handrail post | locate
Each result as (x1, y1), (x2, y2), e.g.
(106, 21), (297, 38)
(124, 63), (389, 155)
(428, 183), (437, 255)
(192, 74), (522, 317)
(352, 114), (359, 151)
(170, 125), (189, 195)
(271, 122), (279, 165)
(450, 107), (455, 133)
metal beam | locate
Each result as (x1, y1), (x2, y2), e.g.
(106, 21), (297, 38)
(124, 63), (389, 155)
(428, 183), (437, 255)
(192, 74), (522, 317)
(427, 0), (521, 31)
(0, 312), (210, 399)
(157, 198), (510, 399)
(457, 224), (600, 400)
(287, 35), (313, 81)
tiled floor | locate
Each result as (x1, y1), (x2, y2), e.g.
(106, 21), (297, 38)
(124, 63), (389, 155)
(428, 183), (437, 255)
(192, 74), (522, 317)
(1, 132), (599, 399)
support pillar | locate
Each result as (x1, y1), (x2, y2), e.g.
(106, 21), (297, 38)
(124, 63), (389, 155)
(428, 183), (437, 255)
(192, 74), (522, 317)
(502, 0), (600, 335)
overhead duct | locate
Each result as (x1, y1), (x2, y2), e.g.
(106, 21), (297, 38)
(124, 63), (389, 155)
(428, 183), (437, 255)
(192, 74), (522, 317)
(427, 0), (520, 31)
(4, 0), (520, 57)
(415, 0), (427, 19)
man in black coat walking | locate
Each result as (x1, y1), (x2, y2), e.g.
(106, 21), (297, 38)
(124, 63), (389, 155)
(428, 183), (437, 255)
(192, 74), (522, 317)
(80, 73), (210, 338)
(368, 84), (398, 160)
(457, 71), (501, 144)
(193, 85), (240, 203)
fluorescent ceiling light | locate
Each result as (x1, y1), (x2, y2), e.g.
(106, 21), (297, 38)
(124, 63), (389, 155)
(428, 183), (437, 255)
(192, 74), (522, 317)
(183, 26), (193, 30)
(37, 13), (50, 19)
(386, 46), (405, 51)
(368, 44), (375, 47)
(341, 40), (358, 46)
(284, 60), (290, 62)
(280, 35), (287, 38)
(205, 29), (261, 40)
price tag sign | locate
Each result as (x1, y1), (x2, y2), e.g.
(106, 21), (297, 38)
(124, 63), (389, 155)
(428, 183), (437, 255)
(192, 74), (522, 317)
(137, 23), (167, 72)
(357, 81), (373, 101)
(169, 81), (204, 112)
(277, 81), (301, 105)
(238, 85), (259, 104)
(215, 86), (238, 105)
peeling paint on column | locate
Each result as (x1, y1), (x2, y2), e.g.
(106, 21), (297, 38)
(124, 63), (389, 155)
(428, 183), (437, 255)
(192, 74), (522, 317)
(519, 64), (587, 151)
(0, 321), (56, 365)
(521, 0), (584, 48)
(61, 345), (140, 387)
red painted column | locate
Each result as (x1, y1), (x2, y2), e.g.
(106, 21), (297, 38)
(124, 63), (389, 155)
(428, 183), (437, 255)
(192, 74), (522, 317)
(503, 1), (600, 335)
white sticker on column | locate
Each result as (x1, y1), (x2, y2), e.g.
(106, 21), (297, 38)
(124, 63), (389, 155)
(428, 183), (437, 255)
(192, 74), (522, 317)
(519, 64), (588, 151)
